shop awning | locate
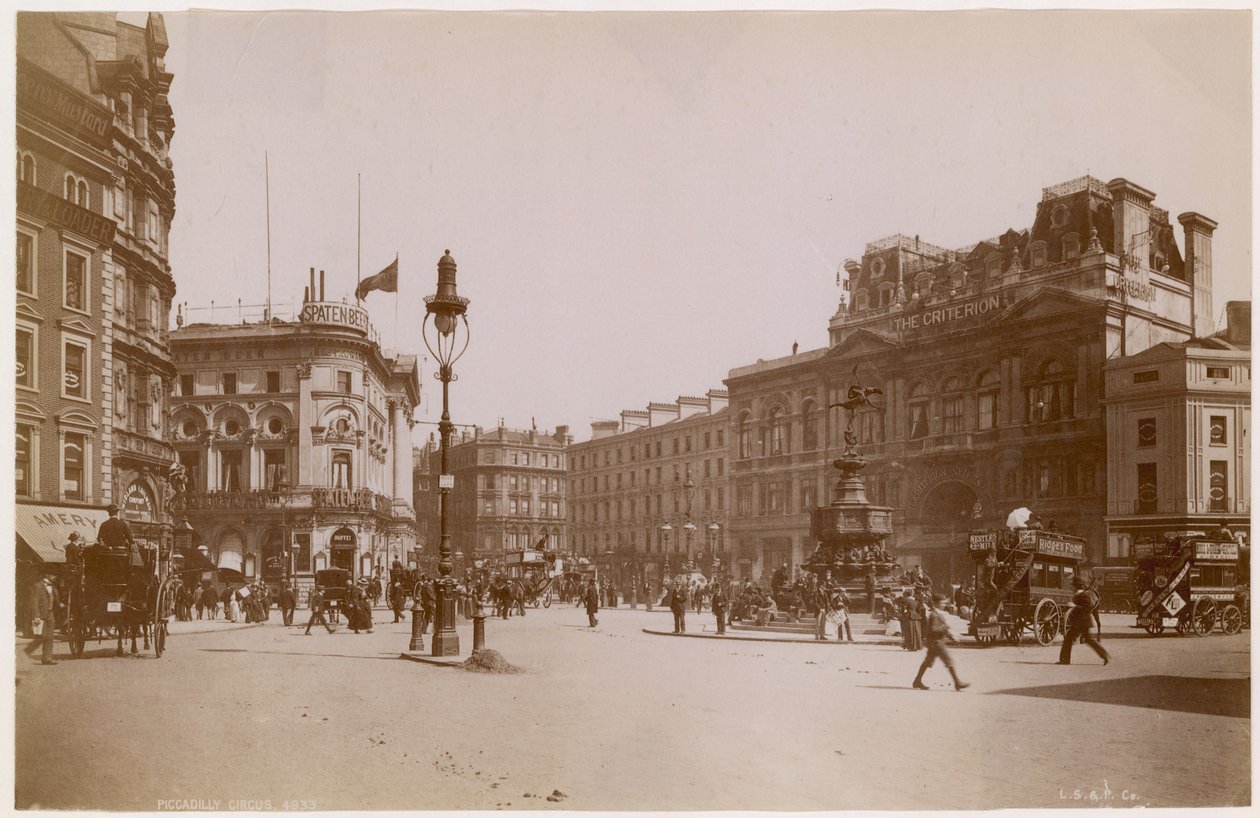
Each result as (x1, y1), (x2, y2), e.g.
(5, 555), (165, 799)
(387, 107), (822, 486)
(15, 503), (110, 563)
(174, 546), (217, 573)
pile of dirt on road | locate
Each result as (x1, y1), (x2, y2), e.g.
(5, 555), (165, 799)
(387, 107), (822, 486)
(461, 649), (521, 674)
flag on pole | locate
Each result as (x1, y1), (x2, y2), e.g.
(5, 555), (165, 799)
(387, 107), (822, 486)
(355, 255), (398, 300)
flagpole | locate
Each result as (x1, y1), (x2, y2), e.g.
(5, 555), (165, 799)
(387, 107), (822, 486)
(393, 252), (399, 351)
(265, 151), (272, 319)
(356, 173), (361, 303)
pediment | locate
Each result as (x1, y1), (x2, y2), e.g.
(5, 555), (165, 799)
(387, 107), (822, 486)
(825, 328), (899, 361)
(993, 286), (1103, 323)
(58, 316), (96, 335)
(16, 300), (44, 323)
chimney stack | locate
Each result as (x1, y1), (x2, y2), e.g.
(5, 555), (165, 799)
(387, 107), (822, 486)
(320, 270), (326, 301)
(1106, 178), (1156, 265)
(1178, 212), (1218, 338)
(309, 268), (316, 302)
(1225, 300), (1250, 345)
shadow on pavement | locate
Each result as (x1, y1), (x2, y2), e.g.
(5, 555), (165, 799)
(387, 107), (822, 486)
(991, 675), (1249, 718)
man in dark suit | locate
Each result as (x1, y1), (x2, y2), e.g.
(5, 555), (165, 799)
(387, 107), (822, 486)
(420, 576), (436, 632)
(27, 575), (60, 665)
(711, 580), (728, 635)
(97, 504), (133, 550)
(583, 578), (600, 627)
(669, 582), (687, 634)
(304, 586), (335, 635)
(1059, 576), (1109, 665)
(913, 595), (969, 691)
(279, 581), (297, 626)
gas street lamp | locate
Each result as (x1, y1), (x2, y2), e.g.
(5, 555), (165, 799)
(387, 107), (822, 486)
(707, 521), (720, 577)
(660, 523), (672, 582)
(419, 250), (470, 657)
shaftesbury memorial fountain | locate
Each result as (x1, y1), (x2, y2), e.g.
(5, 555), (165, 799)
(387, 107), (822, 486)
(803, 382), (901, 592)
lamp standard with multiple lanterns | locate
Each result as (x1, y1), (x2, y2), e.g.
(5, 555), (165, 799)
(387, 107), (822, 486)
(418, 250), (470, 657)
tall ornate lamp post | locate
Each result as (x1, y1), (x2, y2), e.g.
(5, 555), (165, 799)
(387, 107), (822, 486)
(708, 521), (720, 577)
(278, 479), (291, 584)
(660, 523), (672, 584)
(682, 467), (696, 568)
(420, 250), (470, 657)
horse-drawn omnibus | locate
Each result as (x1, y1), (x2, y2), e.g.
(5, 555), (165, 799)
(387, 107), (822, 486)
(1133, 533), (1245, 636)
(503, 549), (557, 608)
(64, 543), (173, 658)
(965, 528), (1088, 646)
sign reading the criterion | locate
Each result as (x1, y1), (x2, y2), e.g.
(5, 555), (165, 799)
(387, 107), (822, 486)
(300, 302), (372, 333)
(893, 294), (1001, 333)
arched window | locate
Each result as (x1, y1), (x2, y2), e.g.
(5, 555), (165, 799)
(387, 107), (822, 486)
(976, 369), (1000, 430)
(1025, 359), (1075, 423)
(801, 400), (820, 451)
(941, 376), (965, 433)
(77, 179), (89, 208)
(65, 174), (75, 201)
(908, 383), (930, 439)
(17, 152), (35, 184)
(737, 413), (752, 460)
(768, 406), (788, 455)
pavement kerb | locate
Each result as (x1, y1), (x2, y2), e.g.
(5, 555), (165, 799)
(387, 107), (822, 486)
(397, 651), (465, 668)
(641, 628), (902, 646)
(167, 621), (263, 636)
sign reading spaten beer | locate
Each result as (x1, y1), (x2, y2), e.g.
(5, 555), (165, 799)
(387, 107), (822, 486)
(299, 302), (372, 334)
(1194, 541), (1238, 561)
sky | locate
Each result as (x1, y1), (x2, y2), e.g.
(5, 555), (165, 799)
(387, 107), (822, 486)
(158, 9), (1252, 446)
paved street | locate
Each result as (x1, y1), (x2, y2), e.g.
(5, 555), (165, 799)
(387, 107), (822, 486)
(15, 606), (1249, 811)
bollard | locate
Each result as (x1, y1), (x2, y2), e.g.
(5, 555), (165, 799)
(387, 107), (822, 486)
(408, 601), (425, 652)
(473, 612), (486, 651)
(630, 585), (638, 609)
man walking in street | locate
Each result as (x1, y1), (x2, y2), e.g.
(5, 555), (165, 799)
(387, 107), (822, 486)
(27, 575), (60, 665)
(279, 581), (297, 626)
(669, 581), (687, 634)
(304, 585), (335, 635)
(913, 595), (969, 691)
(420, 575), (436, 632)
(1059, 575), (1109, 665)
(583, 578), (600, 627)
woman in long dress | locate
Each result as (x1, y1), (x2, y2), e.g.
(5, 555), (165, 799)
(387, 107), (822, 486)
(227, 586), (241, 623)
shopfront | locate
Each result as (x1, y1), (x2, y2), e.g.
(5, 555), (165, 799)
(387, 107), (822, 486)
(329, 527), (356, 575)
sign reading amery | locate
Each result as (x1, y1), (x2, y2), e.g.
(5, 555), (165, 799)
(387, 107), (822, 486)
(17, 183), (116, 244)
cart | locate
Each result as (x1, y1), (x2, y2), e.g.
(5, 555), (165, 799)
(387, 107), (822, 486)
(1133, 533), (1245, 636)
(965, 529), (1087, 646)
(64, 544), (173, 658)
(504, 549), (557, 608)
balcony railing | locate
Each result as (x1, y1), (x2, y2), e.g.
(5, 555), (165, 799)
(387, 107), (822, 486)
(180, 487), (396, 516)
(312, 487), (394, 516)
(180, 489), (287, 510)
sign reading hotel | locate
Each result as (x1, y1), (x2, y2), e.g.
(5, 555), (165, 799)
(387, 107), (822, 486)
(300, 302), (372, 334)
(892, 294), (1002, 333)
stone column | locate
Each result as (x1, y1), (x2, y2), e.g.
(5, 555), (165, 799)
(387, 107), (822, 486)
(297, 363), (313, 487)
(390, 399), (412, 513)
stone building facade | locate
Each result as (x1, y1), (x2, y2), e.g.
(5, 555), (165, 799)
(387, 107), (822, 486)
(168, 292), (419, 594)
(16, 13), (178, 568)
(725, 176), (1215, 583)
(567, 391), (731, 583)
(1103, 301), (1251, 560)
(418, 425), (570, 570)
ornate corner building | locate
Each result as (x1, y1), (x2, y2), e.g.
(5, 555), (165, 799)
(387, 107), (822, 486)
(725, 175), (1237, 582)
(168, 289), (420, 595)
(16, 13), (178, 566)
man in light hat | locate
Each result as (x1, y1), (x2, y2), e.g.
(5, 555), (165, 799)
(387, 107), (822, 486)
(912, 594), (968, 691)
(1059, 575), (1109, 665)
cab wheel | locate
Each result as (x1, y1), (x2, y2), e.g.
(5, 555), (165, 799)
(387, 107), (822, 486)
(1191, 598), (1217, 636)
(542, 594), (552, 609)
(1220, 604), (1243, 635)
(1034, 598), (1061, 646)
(1144, 619), (1165, 635)
(154, 621), (168, 658)
(1002, 621), (1023, 646)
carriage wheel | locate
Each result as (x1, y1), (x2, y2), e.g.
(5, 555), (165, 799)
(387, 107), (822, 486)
(1002, 621), (1023, 646)
(542, 593), (551, 609)
(1220, 604), (1243, 635)
(1034, 599), (1061, 646)
(1144, 619), (1165, 635)
(1191, 598), (1217, 636)
(154, 621), (168, 658)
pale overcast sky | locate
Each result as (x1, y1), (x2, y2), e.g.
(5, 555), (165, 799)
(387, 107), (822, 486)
(160, 10), (1251, 445)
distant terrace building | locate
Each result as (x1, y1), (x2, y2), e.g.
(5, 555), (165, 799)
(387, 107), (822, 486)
(567, 391), (731, 584)
(169, 281), (419, 594)
(726, 176), (1218, 582)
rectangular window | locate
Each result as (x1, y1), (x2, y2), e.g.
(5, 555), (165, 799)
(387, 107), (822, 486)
(63, 432), (86, 501)
(909, 403), (929, 439)
(63, 339), (87, 400)
(1136, 462), (1157, 514)
(1209, 416), (1227, 445)
(655, 441), (662, 457)
(523, 452), (530, 466)
(264, 449), (287, 490)
(978, 392), (997, 430)
(716, 488), (725, 510)
(483, 499), (494, 514)
(64, 250), (87, 312)
(521, 498), (530, 515)
(510, 452), (518, 465)
(552, 500), (559, 517)
(336, 371), (352, 394)
(801, 479), (817, 512)
(1206, 366), (1230, 380)
(180, 374), (194, 396)
(768, 482), (785, 514)
(685, 436), (692, 453)
(717, 458), (725, 476)
(16, 425), (32, 497)
(942, 397), (964, 433)
(221, 449), (244, 491)
(509, 499), (518, 515)
(1133, 369), (1160, 384)
(704, 432), (711, 449)
(266, 370), (281, 393)
(1137, 417), (1157, 448)
(222, 372), (237, 395)
(1209, 461), (1229, 512)
(179, 449), (201, 493)
(17, 232), (33, 294)
(509, 475), (518, 491)
(717, 430), (724, 446)
(737, 485), (753, 516)
(17, 326), (34, 389)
